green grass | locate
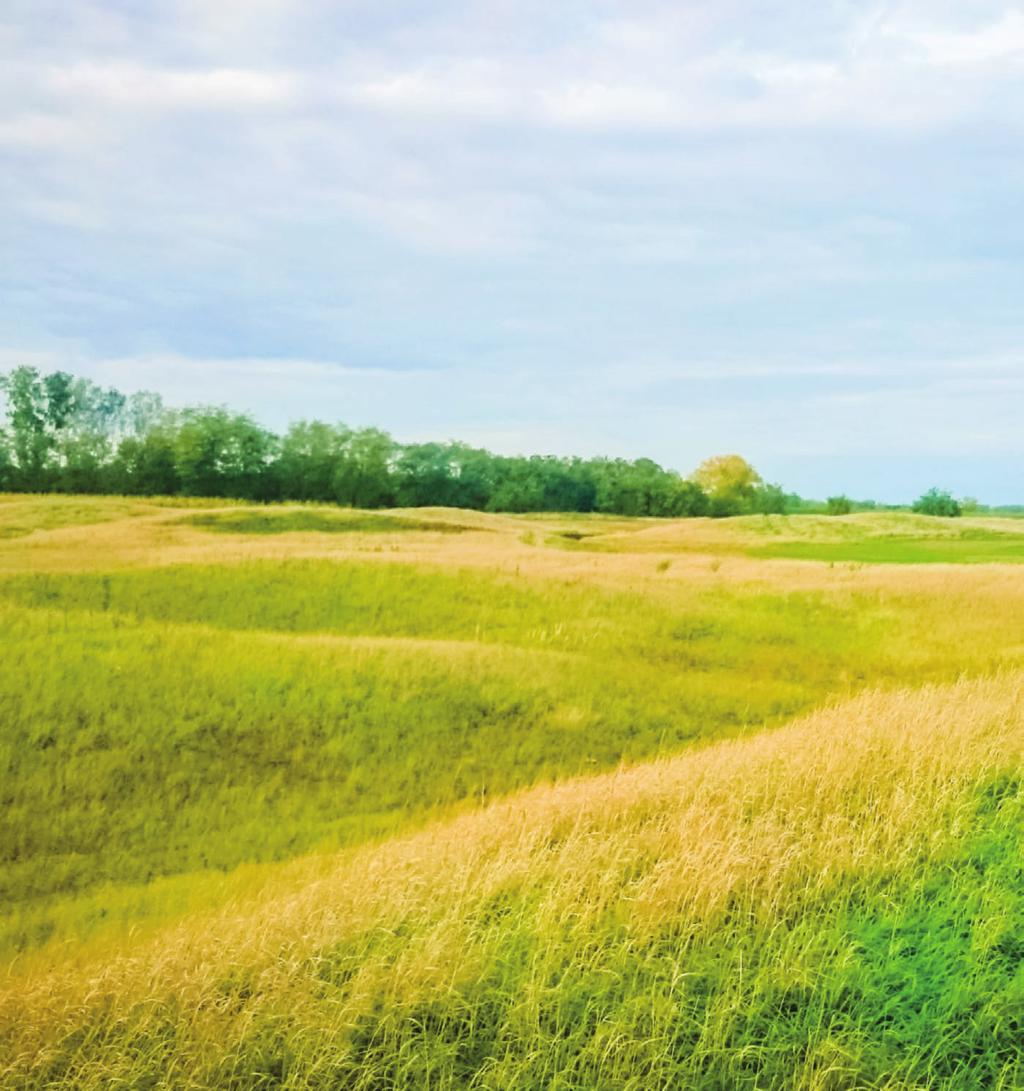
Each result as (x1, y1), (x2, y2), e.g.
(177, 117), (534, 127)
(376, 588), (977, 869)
(181, 509), (474, 535)
(0, 553), (1020, 958)
(5, 672), (1024, 1090)
(751, 535), (1024, 565)
(0, 495), (151, 538)
(283, 777), (1024, 1090)
(245, 779), (1024, 1090)
(0, 564), (893, 953)
(5, 501), (1024, 1088)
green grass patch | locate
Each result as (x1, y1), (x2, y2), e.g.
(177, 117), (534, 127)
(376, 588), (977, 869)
(751, 534), (1024, 565)
(0, 495), (151, 538)
(181, 509), (473, 535)
(301, 778), (1024, 1090)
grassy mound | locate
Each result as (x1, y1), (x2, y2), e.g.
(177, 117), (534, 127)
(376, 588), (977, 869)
(586, 512), (1024, 564)
(3, 675), (1023, 1089)
(0, 564), (890, 954)
(181, 509), (475, 535)
(0, 495), (154, 539)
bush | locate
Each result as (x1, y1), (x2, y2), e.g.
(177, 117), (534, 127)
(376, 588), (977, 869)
(826, 495), (852, 516)
(912, 488), (962, 518)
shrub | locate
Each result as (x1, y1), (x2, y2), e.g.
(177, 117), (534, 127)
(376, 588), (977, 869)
(912, 488), (962, 518)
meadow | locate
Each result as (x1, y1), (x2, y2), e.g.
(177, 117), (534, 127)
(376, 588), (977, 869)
(2, 496), (1024, 1088)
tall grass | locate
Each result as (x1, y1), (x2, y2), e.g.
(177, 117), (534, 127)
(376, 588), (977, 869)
(3, 675), (1023, 1088)
(3, 499), (1024, 1087)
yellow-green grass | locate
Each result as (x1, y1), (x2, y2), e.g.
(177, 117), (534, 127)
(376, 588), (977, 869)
(180, 509), (478, 535)
(0, 495), (158, 539)
(4, 497), (1024, 1087)
(3, 675), (1023, 1089)
(3, 545), (1024, 957)
(576, 511), (1024, 564)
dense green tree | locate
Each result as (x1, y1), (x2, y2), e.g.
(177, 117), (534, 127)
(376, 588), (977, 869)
(333, 427), (396, 508)
(487, 456), (546, 513)
(0, 366), (849, 517)
(912, 488), (962, 518)
(396, 442), (461, 508)
(750, 482), (789, 515)
(175, 409), (277, 500)
(450, 445), (498, 509)
(827, 495), (853, 515)
(42, 371), (76, 432)
(667, 479), (711, 517)
(113, 428), (180, 495)
(0, 368), (140, 491)
(61, 434), (114, 493)
(592, 458), (695, 517)
(0, 366), (52, 488)
(278, 421), (351, 502)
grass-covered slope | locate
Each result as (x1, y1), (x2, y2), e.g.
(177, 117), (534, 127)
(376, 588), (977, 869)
(3, 550), (1022, 957)
(3, 675), (1024, 1089)
(4, 499), (1024, 1087)
(587, 511), (1024, 564)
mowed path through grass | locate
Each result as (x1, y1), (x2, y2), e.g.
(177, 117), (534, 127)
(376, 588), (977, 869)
(2, 499), (1024, 959)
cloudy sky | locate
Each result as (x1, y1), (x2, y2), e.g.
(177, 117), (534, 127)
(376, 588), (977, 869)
(2, 1), (1022, 501)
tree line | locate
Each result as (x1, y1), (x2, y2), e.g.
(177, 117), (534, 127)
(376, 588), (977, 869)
(0, 365), (965, 517)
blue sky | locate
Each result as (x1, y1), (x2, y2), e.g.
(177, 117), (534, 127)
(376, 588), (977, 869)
(2, 1), (1022, 502)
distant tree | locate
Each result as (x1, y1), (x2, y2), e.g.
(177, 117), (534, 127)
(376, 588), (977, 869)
(125, 390), (165, 438)
(751, 482), (789, 515)
(0, 426), (11, 490)
(42, 371), (76, 432)
(487, 456), (545, 513)
(826, 494), (853, 515)
(174, 408), (277, 500)
(55, 432), (114, 494)
(449, 445), (498, 509)
(0, 366), (869, 518)
(593, 458), (680, 517)
(113, 427), (180, 495)
(68, 377), (128, 439)
(396, 442), (460, 508)
(333, 427), (396, 508)
(692, 454), (762, 515)
(278, 420), (351, 502)
(666, 478), (710, 517)
(912, 488), (962, 518)
(0, 366), (52, 488)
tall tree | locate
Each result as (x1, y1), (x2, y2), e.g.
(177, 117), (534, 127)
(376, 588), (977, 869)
(333, 427), (396, 508)
(278, 421), (351, 502)
(0, 367), (52, 488)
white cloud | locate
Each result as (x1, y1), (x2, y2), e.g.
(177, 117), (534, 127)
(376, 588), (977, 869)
(900, 10), (1024, 66)
(46, 62), (296, 110)
(1, 0), (1022, 500)
(0, 113), (101, 150)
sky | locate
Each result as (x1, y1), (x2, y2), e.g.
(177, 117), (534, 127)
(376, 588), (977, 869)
(1, 1), (1022, 503)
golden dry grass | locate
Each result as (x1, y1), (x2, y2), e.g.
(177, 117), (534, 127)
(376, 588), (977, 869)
(3, 674), (1023, 1088)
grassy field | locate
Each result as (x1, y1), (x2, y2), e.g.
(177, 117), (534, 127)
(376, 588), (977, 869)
(2, 497), (1024, 1088)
